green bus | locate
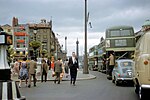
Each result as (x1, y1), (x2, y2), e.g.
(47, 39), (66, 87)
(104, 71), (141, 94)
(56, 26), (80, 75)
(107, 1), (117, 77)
(88, 45), (98, 71)
(105, 26), (136, 78)
(105, 26), (135, 58)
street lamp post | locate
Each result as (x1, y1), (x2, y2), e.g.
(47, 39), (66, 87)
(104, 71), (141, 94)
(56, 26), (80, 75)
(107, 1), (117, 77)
(33, 25), (37, 59)
(33, 27), (37, 41)
(83, 0), (89, 74)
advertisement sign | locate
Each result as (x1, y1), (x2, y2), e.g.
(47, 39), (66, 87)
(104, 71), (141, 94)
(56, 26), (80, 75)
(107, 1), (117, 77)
(6, 35), (12, 45)
(0, 35), (5, 44)
(0, 32), (12, 45)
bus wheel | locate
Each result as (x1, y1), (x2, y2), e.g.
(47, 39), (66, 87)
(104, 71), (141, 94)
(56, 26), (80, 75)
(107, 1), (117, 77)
(134, 84), (139, 94)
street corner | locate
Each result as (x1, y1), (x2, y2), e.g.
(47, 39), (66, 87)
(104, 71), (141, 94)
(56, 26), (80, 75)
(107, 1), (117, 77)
(76, 70), (96, 81)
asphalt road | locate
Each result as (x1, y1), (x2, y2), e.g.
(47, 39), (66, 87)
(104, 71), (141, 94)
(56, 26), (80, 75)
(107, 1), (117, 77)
(19, 71), (140, 100)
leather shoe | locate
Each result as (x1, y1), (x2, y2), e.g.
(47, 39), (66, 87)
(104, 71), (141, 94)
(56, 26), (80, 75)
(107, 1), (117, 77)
(28, 85), (31, 88)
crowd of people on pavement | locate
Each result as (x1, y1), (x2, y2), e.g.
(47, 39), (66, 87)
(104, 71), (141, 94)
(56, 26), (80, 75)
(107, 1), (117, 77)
(11, 52), (79, 88)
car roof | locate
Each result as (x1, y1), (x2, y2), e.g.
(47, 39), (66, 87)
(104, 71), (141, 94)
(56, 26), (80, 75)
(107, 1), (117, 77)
(116, 59), (133, 63)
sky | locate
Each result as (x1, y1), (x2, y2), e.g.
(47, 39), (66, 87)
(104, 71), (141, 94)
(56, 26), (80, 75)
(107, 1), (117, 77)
(0, 0), (150, 56)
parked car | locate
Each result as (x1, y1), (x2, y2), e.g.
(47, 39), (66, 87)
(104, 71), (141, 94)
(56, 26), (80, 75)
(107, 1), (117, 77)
(112, 59), (134, 86)
(134, 30), (150, 100)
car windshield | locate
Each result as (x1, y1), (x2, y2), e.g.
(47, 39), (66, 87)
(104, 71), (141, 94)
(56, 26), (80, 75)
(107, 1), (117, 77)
(120, 61), (133, 67)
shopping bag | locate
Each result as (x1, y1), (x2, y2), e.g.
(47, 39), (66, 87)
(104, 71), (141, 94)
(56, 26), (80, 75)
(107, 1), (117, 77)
(52, 71), (55, 77)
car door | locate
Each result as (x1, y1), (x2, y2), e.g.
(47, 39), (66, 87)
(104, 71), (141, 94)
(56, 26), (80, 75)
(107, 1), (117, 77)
(112, 62), (119, 79)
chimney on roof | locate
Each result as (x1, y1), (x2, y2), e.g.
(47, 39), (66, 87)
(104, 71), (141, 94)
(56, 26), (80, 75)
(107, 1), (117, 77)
(12, 17), (18, 27)
(41, 19), (46, 23)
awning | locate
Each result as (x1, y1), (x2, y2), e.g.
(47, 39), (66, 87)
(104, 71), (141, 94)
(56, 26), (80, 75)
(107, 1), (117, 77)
(14, 32), (29, 36)
(17, 39), (25, 43)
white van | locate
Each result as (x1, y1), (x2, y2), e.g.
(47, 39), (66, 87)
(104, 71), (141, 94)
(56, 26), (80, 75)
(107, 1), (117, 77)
(134, 30), (150, 100)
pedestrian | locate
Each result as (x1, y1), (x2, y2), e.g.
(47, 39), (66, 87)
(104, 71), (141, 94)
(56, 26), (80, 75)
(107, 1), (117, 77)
(47, 57), (51, 70)
(13, 59), (20, 75)
(51, 57), (55, 77)
(41, 59), (49, 82)
(28, 57), (37, 88)
(18, 57), (29, 88)
(68, 52), (79, 86)
(107, 52), (115, 77)
(54, 58), (62, 84)
(64, 59), (69, 78)
(60, 59), (65, 81)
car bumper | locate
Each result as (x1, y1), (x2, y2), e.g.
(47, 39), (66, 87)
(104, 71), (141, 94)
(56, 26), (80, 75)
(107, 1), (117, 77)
(117, 77), (133, 81)
(141, 85), (150, 89)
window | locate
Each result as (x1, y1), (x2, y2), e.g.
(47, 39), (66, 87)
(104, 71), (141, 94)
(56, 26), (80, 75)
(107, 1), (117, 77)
(110, 29), (132, 37)
(30, 36), (34, 39)
(23, 44), (26, 47)
(16, 36), (20, 39)
(30, 29), (34, 33)
(115, 40), (127, 46)
(106, 40), (110, 47)
(23, 51), (25, 55)
(110, 30), (120, 37)
(16, 51), (20, 54)
(43, 35), (47, 39)
(43, 29), (47, 33)
(37, 35), (40, 39)
(17, 44), (20, 48)
(121, 30), (131, 36)
(121, 62), (133, 67)
(8, 29), (11, 32)
(115, 62), (118, 67)
(42, 44), (47, 49)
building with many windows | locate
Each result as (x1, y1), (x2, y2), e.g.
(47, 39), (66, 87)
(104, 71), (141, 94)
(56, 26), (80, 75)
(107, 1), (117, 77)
(28, 19), (55, 58)
(12, 17), (29, 58)
(12, 17), (66, 60)
(1, 24), (12, 35)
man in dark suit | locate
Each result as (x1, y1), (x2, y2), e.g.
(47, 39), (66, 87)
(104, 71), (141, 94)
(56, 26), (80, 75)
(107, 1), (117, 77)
(68, 52), (79, 86)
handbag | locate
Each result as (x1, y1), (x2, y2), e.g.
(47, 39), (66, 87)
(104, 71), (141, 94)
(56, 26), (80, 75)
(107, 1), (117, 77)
(52, 71), (55, 77)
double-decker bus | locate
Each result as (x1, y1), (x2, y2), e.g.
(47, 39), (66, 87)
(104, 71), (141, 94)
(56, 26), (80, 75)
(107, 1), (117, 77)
(97, 39), (106, 73)
(105, 26), (136, 78)
(105, 26), (135, 58)
(88, 45), (98, 71)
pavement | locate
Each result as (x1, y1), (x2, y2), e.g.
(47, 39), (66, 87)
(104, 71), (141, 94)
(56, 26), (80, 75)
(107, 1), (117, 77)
(11, 69), (96, 82)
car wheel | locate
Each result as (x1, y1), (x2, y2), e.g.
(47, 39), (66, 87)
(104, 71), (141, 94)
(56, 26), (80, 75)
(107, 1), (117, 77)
(139, 86), (145, 100)
(115, 78), (119, 86)
(112, 76), (115, 83)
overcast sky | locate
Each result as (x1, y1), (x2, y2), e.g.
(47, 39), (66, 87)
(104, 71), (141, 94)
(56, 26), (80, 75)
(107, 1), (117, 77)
(0, 0), (150, 56)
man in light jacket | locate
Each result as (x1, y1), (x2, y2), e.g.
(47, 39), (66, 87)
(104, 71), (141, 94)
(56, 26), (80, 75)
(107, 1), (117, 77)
(107, 53), (115, 77)
(54, 58), (62, 84)
(28, 57), (37, 88)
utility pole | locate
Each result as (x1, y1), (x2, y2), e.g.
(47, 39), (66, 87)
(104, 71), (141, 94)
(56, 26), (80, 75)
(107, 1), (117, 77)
(33, 25), (37, 59)
(65, 36), (67, 54)
(83, 0), (89, 74)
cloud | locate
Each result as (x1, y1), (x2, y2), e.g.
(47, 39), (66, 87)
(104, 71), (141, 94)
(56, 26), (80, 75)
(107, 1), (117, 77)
(0, 0), (150, 56)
